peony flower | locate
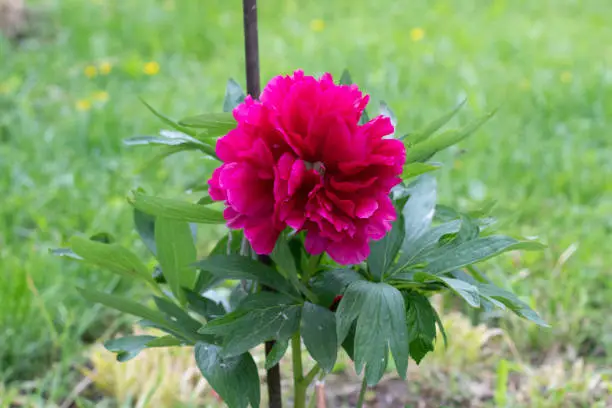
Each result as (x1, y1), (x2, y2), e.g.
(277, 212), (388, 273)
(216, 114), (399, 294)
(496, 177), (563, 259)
(209, 70), (405, 265)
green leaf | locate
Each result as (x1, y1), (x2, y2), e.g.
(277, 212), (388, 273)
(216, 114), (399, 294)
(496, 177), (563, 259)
(432, 307), (448, 347)
(70, 236), (153, 284)
(194, 343), (260, 408)
(139, 98), (197, 136)
(339, 69), (352, 85)
(365, 344), (388, 386)
(478, 284), (549, 327)
(271, 236), (298, 280)
(379, 101), (397, 130)
(335, 280), (371, 344)
(401, 162), (441, 180)
(133, 208), (156, 255)
(89, 232), (115, 244)
(155, 218), (197, 305)
(49, 248), (82, 260)
(405, 99), (466, 144)
(78, 287), (167, 328)
(310, 269), (364, 308)
(178, 112), (235, 137)
(368, 215), (405, 281)
(301, 302), (338, 373)
(223, 79), (246, 113)
(129, 192), (225, 224)
(338, 285), (411, 382)
(195, 255), (296, 297)
(185, 289), (226, 321)
(265, 339), (289, 370)
(398, 174), (437, 265)
(153, 296), (201, 333)
(414, 272), (480, 307)
(200, 292), (301, 357)
(338, 281), (408, 384)
(398, 220), (462, 267)
(424, 235), (546, 276)
(104, 335), (182, 362)
(405, 292), (437, 364)
(405, 110), (496, 163)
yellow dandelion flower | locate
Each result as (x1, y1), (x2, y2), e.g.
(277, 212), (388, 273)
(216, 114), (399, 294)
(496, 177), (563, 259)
(84, 65), (98, 78)
(92, 91), (109, 102)
(310, 19), (325, 33)
(560, 71), (573, 84)
(99, 61), (112, 75)
(143, 61), (160, 76)
(76, 99), (92, 111)
(410, 27), (425, 42)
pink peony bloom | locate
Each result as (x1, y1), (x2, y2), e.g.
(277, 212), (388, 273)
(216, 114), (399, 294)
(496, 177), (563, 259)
(209, 70), (405, 265)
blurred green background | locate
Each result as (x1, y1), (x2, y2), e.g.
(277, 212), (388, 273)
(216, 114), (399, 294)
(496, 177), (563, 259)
(1, 0), (611, 406)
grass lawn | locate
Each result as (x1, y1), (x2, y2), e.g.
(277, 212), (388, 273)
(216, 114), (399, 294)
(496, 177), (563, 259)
(1, 0), (611, 406)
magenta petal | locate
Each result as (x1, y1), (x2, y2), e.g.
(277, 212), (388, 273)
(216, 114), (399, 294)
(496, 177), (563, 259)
(355, 198), (379, 219)
(326, 237), (370, 265)
(244, 222), (282, 254)
(304, 230), (329, 255)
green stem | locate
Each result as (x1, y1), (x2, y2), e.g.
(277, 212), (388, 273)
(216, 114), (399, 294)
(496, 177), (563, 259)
(303, 364), (321, 386)
(292, 332), (306, 408)
(356, 376), (368, 408)
(303, 254), (322, 283)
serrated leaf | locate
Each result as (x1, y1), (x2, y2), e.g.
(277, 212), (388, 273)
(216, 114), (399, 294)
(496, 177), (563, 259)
(478, 284), (549, 327)
(129, 192), (225, 224)
(405, 99), (466, 144)
(139, 98), (197, 136)
(401, 162), (441, 180)
(414, 272), (480, 307)
(78, 287), (167, 328)
(70, 236), (153, 284)
(405, 292), (437, 364)
(134, 208), (156, 255)
(398, 174), (437, 265)
(301, 302), (338, 373)
(405, 109), (496, 163)
(195, 343), (260, 408)
(195, 255), (296, 297)
(265, 339), (289, 370)
(155, 218), (197, 305)
(368, 216), (405, 281)
(424, 235), (545, 276)
(223, 79), (246, 113)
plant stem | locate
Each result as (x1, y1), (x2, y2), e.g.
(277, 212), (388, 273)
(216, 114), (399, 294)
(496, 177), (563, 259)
(292, 332), (307, 408)
(242, 0), (279, 405)
(356, 376), (368, 408)
(242, 0), (260, 98)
